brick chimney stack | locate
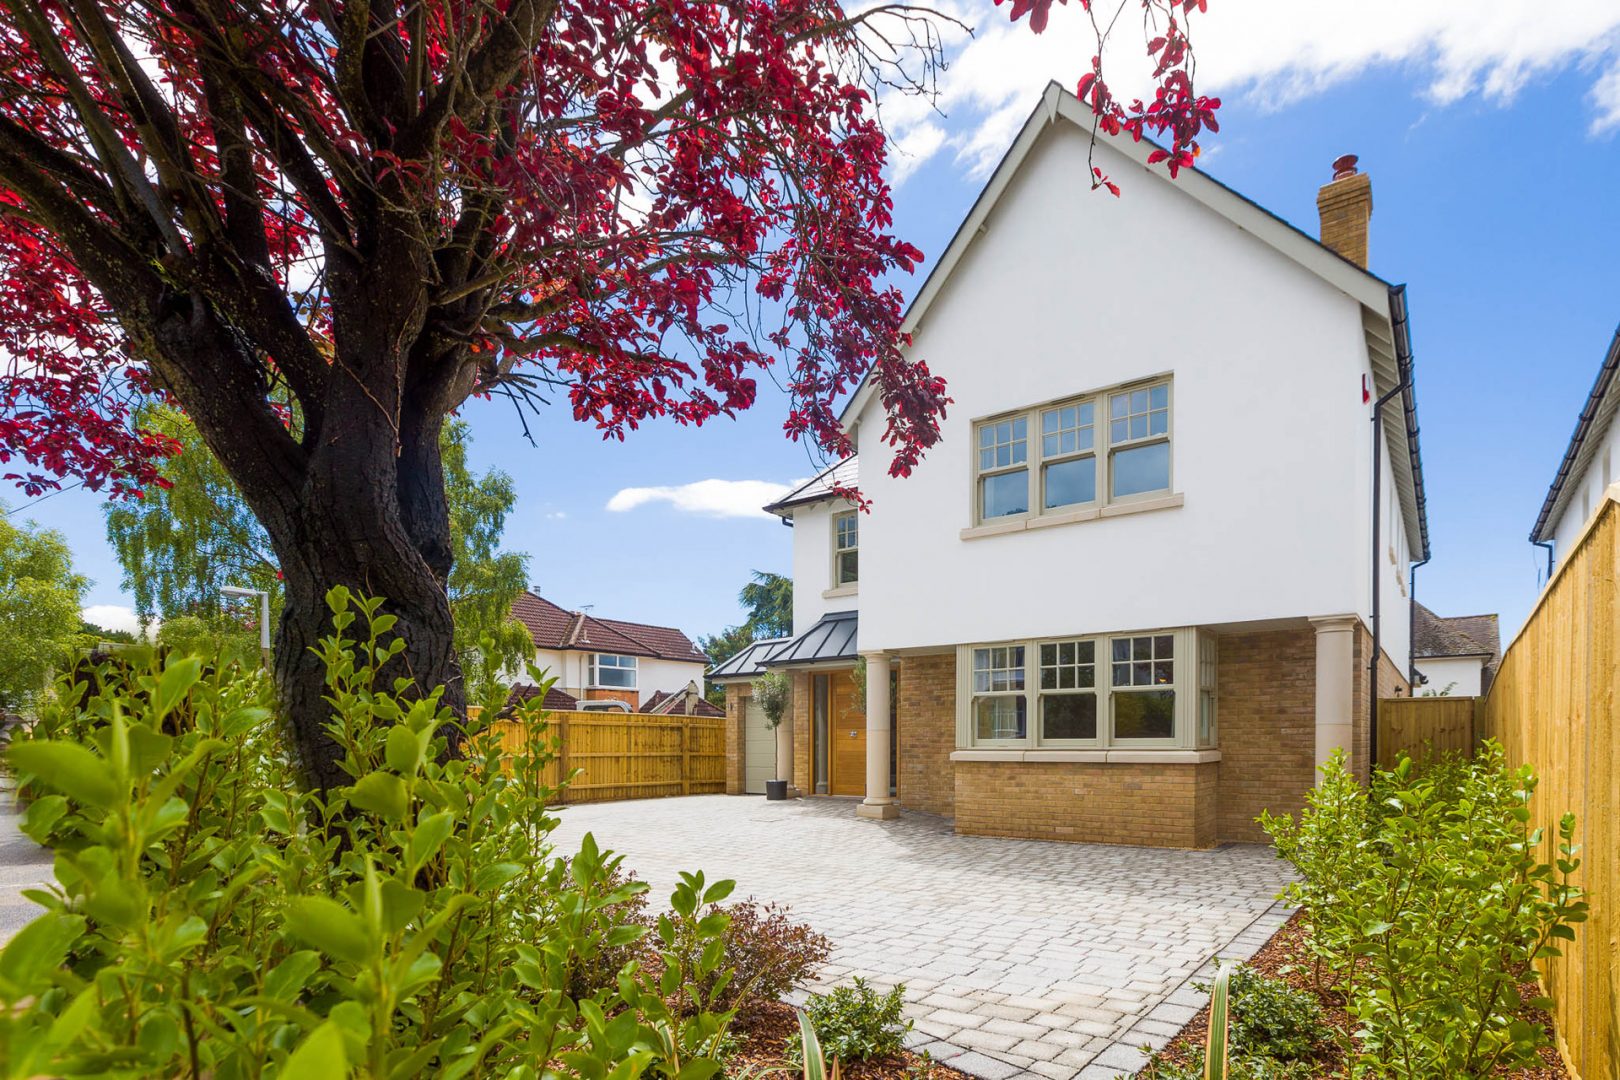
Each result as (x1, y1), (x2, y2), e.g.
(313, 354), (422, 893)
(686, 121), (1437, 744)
(1316, 154), (1372, 268)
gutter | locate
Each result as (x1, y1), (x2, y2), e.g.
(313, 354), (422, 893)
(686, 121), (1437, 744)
(1529, 323), (1620, 547)
(1371, 284), (1424, 765)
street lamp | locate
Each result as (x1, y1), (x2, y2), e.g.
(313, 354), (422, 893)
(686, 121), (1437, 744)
(221, 586), (271, 667)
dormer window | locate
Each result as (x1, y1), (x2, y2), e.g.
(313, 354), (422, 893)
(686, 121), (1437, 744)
(833, 510), (859, 586)
(972, 377), (1173, 526)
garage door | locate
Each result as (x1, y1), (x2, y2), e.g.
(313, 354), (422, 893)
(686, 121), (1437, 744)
(744, 697), (775, 794)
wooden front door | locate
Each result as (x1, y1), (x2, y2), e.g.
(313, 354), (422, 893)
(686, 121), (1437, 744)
(827, 671), (866, 796)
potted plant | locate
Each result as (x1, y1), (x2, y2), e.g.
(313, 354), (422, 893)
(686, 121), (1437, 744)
(751, 671), (792, 800)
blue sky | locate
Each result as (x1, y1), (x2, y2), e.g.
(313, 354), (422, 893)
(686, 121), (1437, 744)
(19, 6), (1620, 651)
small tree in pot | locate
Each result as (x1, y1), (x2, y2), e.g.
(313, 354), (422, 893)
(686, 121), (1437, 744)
(751, 671), (793, 800)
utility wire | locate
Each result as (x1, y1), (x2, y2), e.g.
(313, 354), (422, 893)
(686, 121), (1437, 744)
(3, 480), (87, 517)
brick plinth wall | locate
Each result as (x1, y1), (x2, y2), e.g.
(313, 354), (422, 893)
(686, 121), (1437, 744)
(954, 761), (1218, 848)
(724, 683), (749, 794)
(1215, 629), (1316, 842)
(791, 671), (814, 794)
(896, 653), (957, 816)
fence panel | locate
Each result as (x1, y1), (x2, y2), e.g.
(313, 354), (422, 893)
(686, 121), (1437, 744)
(485, 709), (726, 804)
(1375, 695), (1480, 769)
(1481, 495), (1619, 1080)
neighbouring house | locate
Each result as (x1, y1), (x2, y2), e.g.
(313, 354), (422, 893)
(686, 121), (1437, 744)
(711, 83), (1429, 848)
(507, 591), (709, 711)
(1530, 323), (1620, 575)
(1411, 603), (1500, 698)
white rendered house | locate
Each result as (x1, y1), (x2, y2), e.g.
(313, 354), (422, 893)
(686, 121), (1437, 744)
(712, 84), (1429, 847)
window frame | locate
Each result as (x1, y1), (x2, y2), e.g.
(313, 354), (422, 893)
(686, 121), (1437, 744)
(588, 652), (639, 689)
(832, 509), (859, 588)
(970, 376), (1173, 527)
(956, 626), (1213, 751)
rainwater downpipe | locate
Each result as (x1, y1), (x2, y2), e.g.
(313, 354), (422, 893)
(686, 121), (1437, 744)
(1532, 539), (1555, 584)
(1407, 554), (1430, 688)
(1369, 368), (1410, 769)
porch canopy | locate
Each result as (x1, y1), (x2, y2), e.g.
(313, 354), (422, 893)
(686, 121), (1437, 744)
(759, 610), (858, 669)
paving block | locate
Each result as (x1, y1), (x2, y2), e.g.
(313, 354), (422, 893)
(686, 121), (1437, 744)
(948, 1051), (1027, 1080)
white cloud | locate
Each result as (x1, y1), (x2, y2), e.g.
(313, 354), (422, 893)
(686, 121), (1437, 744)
(81, 604), (148, 637)
(884, 3), (1620, 184)
(605, 479), (798, 519)
(544, 510), (568, 520)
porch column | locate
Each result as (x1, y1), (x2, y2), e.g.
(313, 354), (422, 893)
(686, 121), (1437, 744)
(1309, 615), (1358, 777)
(856, 652), (898, 820)
(775, 693), (797, 796)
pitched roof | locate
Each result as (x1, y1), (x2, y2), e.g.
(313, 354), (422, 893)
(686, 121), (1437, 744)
(763, 456), (857, 516)
(642, 688), (726, 718)
(499, 682), (579, 716)
(1531, 323), (1620, 543)
(708, 636), (791, 682)
(837, 82), (1428, 562)
(1413, 603), (1500, 660)
(510, 592), (708, 663)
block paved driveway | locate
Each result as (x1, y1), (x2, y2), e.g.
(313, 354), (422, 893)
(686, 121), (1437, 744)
(548, 796), (1294, 1080)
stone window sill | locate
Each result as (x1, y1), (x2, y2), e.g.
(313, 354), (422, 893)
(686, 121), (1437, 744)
(959, 493), (1184, 541)
(822, 584), (858, 599)
(949, 748), (1221, 764)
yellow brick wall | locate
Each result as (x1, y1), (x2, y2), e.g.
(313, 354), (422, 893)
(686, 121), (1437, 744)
(896, 653), (956, 816)
(792, 671), (814, 794)
(724, 683), (749, 795)
(1215, 629), (1317, 842)
(954, 761), (1218, 848)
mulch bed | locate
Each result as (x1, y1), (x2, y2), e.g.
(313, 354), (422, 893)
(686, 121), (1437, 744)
(1139, 909), (1570, 1079)
(730, 1000), (974, 1080)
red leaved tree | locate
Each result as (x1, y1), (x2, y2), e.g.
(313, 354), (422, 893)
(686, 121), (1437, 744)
(0, 0), (1215, 791)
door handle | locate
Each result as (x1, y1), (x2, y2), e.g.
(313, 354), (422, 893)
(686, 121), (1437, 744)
(848, 730), (857, 738)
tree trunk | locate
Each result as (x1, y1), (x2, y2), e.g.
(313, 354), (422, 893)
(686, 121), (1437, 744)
(263, 437), (466, 797)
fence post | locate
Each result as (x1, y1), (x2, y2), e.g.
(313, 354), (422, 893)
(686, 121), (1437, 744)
(558, 713), (571, 805)
(680, 721), (690, 796)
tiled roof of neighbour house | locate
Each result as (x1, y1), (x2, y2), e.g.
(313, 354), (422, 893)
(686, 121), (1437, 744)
(510, 591), (708, 663)
(1412, 603), (1500, 659)
(761, 610), (858, 668)
(763, 456), (857, 516)
(708, 637), (791, 682)
(642, 688), (726, 718)
(498, 682), (579, 717)
(1531, 323), (1620, 544)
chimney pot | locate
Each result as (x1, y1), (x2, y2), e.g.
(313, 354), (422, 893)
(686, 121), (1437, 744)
(1331, 153), (1359, 179)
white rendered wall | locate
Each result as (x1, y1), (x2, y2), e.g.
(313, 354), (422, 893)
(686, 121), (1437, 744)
(1549, 427), (1620, 570)
(848, 123), (1410, 663)
(1413, 655), (1484, 698)
(788, 500), (859, 635)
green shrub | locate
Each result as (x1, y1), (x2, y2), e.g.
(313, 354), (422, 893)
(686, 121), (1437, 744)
(1261, 745), (1587, 1079)
(1136, 1049), (1317, 1080)
(788, 977), (909, 1065)
(1197, 965), (1322, 1062)
(0, 587), (741, 1078)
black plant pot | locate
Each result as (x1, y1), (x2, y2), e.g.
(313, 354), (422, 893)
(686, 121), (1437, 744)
(764, 779), (788, 801)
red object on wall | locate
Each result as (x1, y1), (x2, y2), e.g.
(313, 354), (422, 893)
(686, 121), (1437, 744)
(1362, 375), (1371, 404)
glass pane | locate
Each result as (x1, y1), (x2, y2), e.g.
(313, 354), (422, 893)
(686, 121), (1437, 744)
(1058, 667), (1075, 689)
(1113, 442), (1171, 497)
(1040, 667), (1056, 690)
(1153, 660), (1174, 684)
(974, 696), (1027, 741)
(1130, 415), (1148, 439)
(1044, 457), (1096, 509)
(979, 449), (994, 471)
(1151, 385), (1168, 410)
(1040, 643), (1056, 666)
(1042, 694), (1097, 741)
(1133, 637), (1151, 659)
(1058, 641), (1075, 665)
(1199, 692), (1216, 744)
(837, 550), (858, 585)
(1012, 417), (1026, 440)
(1078, 426), (1093, 451)
(1131, 389), (1149, 412)
(1077, 665), (1095, 689)
(1077, 641), (1095, 663)
(1111, 393), (1127, 419)
(996, 445), (1010, 467)
(979, 426), (994, 448)
(982, 469), (1029, 518)
(1111, 419), (1128, 444)
(1114, 690), (1175, 739)
(1043, 434), (1060, 457)
(1154, 635), (1174, 657)
(1112, 639), (1130, 662)
(1113, 663), (1130, 685)
(1150, 410), (1168, 436)
(1133, 661), (1152, 684)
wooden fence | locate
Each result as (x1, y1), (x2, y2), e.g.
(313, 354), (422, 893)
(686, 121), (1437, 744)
(1374, 695), (1481, 769)
(485, 709), (726, 804)
(1479, 491), (1620, 1080)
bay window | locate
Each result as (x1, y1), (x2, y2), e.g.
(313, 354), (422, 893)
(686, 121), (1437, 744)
(588, 653), (638, 689)
(972, 377), (1172, 526)
(959, 628), (1217, 750)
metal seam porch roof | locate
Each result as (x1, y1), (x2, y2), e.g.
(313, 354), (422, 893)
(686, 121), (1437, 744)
(707, 637), (789, 682)
(759, 610), (859, 668)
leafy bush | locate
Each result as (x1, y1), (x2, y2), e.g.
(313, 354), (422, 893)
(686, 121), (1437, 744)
(1261, 745), (1587, 1079)
(1135, 1049), (1317, 1080)
(1197, 965), (1322, 1062)
(0, 588), (741, 1078)
(789, 978), (909, 1065)
(701, 900), (831, 1015)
